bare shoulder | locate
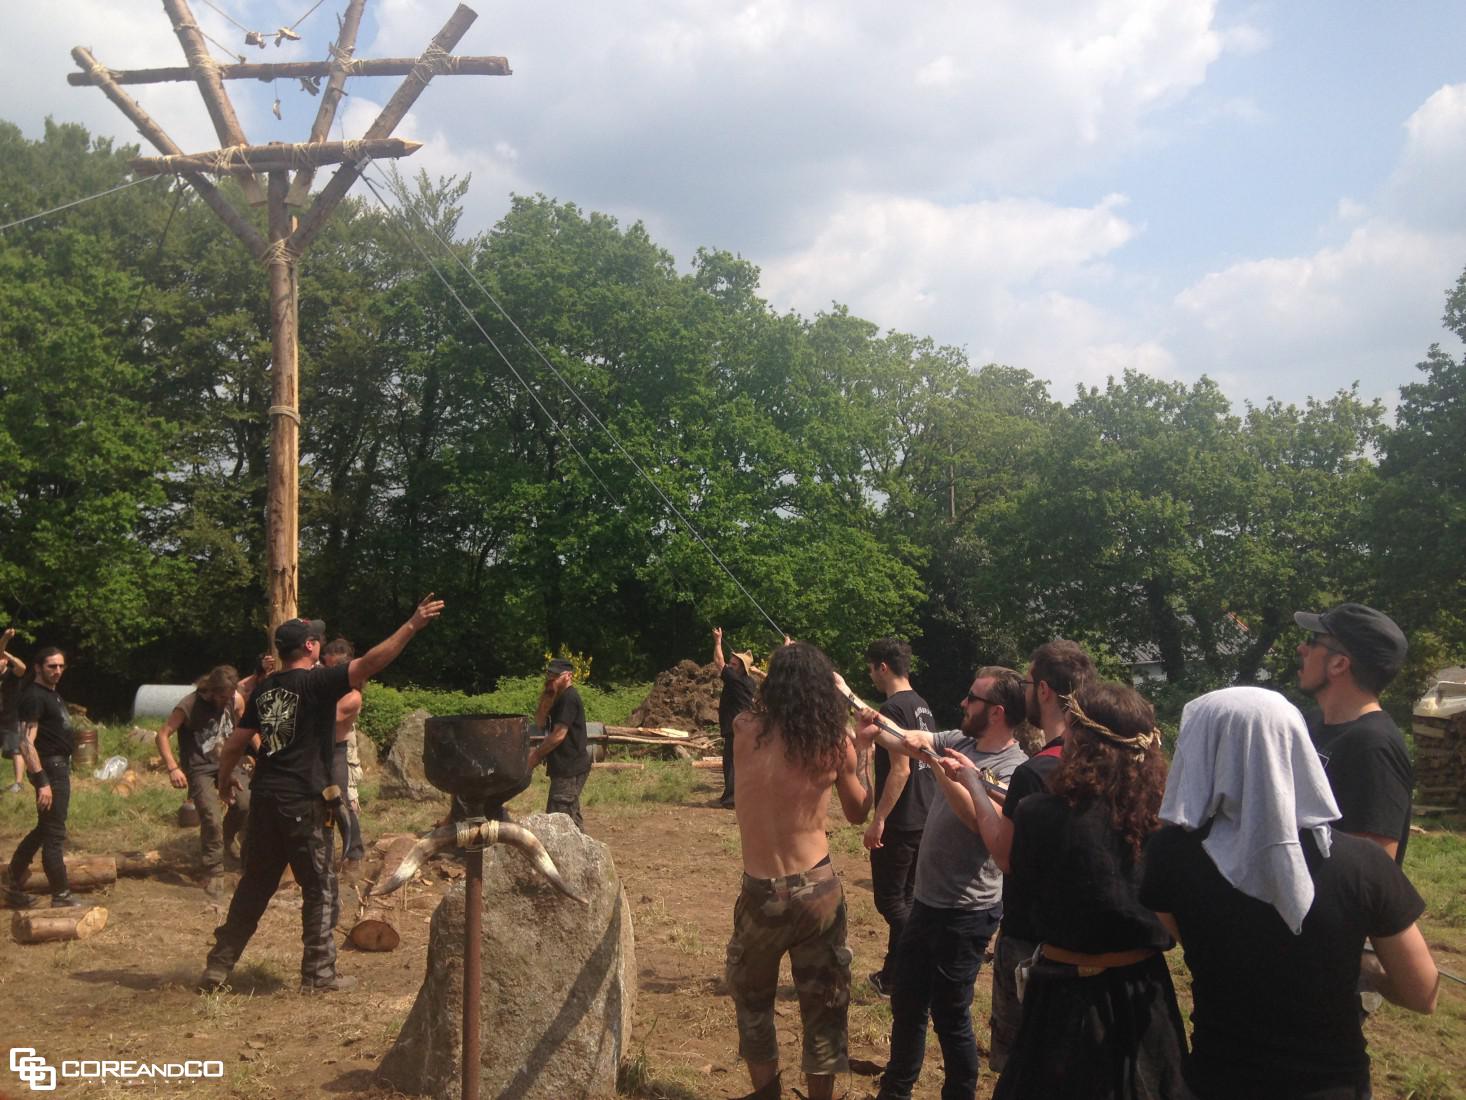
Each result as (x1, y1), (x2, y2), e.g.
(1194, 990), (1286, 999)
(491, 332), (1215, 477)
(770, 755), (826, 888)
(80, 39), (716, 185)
(733, 711), (762, 739)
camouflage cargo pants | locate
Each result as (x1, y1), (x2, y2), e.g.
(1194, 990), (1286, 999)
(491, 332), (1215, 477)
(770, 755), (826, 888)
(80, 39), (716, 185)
(725, 859), (852, 1076)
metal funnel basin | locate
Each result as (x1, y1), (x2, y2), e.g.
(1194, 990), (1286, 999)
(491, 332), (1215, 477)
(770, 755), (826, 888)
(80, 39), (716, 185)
(423, 713), (532, 805)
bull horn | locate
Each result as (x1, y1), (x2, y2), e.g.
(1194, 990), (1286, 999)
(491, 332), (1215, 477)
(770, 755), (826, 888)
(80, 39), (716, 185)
(472, 820), (587, 905)
(369, 823), (459, 896)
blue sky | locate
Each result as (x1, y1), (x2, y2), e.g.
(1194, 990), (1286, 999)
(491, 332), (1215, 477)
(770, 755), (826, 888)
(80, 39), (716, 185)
(8, 1), (1466, 411)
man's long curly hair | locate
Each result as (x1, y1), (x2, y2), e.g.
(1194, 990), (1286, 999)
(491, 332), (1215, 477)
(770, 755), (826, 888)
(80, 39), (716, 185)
(751, 641), (848, 774)
(1051, 681), (1169, 860)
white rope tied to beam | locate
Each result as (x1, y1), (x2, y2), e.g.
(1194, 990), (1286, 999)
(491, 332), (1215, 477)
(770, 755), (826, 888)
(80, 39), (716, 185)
(259, 239), (297, 267)
(267, 404), (302, 425)
(209, 145), (247, 173)
(410, 43), (454, 84)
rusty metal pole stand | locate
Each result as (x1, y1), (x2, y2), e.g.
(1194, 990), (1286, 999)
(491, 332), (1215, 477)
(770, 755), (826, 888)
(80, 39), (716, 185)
(462, 819), (486, 1100)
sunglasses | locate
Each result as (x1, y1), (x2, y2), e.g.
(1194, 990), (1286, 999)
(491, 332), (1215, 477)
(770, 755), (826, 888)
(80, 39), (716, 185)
(964, 691), (1002, 706)
(1304, 633), (1347, 655)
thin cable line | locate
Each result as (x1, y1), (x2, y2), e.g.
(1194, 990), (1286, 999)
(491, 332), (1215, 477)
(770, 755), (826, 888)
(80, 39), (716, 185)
(109, 180), (187, 375)
(0, 175), (161, 234)
(198, 0), (251, 34)
(356, 169), (626, 509)
(288, 0), (327, 31)
(367, 162), (786, 640)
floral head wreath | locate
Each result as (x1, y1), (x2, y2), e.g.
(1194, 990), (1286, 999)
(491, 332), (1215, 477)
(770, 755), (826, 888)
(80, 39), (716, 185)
(1060, 692), (1162, 751)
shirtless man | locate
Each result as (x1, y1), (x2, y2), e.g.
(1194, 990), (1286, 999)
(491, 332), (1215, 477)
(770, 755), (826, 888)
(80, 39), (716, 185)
(726, 641), (872, 1100)
(322, 638), (364, 873)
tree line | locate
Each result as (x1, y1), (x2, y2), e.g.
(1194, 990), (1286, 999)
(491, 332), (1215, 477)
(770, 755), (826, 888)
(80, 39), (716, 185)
(1, 120), (1461, 722)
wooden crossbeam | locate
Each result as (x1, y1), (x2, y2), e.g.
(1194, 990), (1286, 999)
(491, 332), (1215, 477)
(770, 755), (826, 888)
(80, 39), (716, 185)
(290, 3), (480, 254)
(132, 137), (422, 176)
(66, 54), (512, 86)
(286, 0), (366, 207)
(162, 0), (264, 204)
(70, 46), (266, 258)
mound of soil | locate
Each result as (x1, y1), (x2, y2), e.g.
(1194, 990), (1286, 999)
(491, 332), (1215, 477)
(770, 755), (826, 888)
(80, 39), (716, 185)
(626, 660), (724, 732)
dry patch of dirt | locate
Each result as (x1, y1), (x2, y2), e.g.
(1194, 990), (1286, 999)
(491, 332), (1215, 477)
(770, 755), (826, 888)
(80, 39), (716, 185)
(2, 769), (1461, 1100)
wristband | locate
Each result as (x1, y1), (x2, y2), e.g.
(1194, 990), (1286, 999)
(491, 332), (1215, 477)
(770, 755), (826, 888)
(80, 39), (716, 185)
(27, 769), (49, 790)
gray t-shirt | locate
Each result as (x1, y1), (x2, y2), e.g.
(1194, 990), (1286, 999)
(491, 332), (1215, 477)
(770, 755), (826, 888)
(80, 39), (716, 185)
(913, 732), (1028, 911)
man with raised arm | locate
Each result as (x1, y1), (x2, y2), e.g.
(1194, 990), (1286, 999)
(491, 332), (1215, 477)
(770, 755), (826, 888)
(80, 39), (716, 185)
(198, 595), (444, 994)
(726, 642), (871, 1100)
(854, 666), (1028, 1100)
(937, 639), (1095, 1073)
(1, 628), (29, 794)
(5, 647), (79, 909)
(712, 626), (760, 808)
(861, 637), (936, 999)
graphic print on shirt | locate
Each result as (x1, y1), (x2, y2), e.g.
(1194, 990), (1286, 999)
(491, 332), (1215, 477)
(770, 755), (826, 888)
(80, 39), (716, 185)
(254, 686), (301, 756)
(197, 710), (233, 759)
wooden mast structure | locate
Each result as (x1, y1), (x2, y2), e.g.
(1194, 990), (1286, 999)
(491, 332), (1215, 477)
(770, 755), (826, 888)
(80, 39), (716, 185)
(70, 0), (509, 636)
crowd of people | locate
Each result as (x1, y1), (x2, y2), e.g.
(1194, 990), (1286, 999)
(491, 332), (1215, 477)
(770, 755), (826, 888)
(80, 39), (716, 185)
(0, 599), (1447, 1096)
(722, 604), (1442, 1100)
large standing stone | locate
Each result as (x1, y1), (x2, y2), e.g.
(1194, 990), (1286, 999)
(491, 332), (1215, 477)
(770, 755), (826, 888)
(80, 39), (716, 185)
(378, 814), (636, 1099)
(378, 709), (439, 802)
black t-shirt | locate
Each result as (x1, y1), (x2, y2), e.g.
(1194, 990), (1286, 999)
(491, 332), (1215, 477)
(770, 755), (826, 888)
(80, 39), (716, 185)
(998, 735), (1065, 941)
(1140, 825), (1424, 1098)
(1307, 708), (1414, 863)
(1011, 793), (1171, 954)
(243, 665), (351, 804)
(18, 682), (72, 758)
(546, 685), (591, 778)
(172, 691), (234, 772)
(874, 688), (936, 833)
(718, 665), (757, 739)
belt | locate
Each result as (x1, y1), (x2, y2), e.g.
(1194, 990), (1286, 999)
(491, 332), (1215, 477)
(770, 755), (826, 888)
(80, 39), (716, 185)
(1040, 944), (1158, 976)
(41, 755), (70, 767)
(742, 859), (837, 902)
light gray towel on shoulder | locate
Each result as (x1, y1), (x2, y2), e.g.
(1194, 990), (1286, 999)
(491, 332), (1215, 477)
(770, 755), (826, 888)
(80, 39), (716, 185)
(1160, 685), (1340, 934)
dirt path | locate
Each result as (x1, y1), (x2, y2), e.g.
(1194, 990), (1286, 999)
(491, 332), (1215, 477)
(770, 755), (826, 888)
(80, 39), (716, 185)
(2, 770), (1460, 1099)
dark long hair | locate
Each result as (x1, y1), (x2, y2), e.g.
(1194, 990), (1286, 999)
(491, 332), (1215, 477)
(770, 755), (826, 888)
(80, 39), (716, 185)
(752, 642), (848, 774)
(28, 646), (64, 684)
(1051, 681), (1168, 859)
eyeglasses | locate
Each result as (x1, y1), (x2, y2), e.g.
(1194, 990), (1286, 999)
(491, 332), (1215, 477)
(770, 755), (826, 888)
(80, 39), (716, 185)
(1304, 633), (1347, 656)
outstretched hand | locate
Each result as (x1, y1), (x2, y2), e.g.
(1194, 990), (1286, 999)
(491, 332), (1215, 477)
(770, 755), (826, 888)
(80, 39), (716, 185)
(410, 593), (445, 630)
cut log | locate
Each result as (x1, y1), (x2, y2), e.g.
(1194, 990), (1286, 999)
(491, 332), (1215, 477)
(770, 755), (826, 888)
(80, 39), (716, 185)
(692, 758), (723, 770)
(20, 856), (118, 893)
(591, 762), (645, 771)
(347, 907), (401, 952)
(13, 905), (108, 944)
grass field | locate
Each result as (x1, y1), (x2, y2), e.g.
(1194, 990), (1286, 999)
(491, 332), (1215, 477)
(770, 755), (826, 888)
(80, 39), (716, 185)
(2, 725), (1463, 1099)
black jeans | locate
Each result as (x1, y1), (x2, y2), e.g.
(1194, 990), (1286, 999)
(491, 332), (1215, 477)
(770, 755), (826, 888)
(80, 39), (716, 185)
(869, 827), (922, 982)
(332, 742), (364, 861)
(206, 790), (339, 985)
(879, 900), (1001, 1100)
(720, 722), (735, 801)
(9, 755), (71, 894)
(547, 770), (589, 830)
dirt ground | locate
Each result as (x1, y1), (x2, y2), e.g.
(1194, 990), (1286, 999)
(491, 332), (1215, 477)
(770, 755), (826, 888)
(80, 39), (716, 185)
(3, 767), (1463, 1100)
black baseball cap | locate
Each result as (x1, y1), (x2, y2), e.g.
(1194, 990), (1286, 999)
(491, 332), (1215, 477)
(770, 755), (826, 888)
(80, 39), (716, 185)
(546, 658), (574, 676)
(275, 617), (326, 650)
(1294, 603), (1407, 679)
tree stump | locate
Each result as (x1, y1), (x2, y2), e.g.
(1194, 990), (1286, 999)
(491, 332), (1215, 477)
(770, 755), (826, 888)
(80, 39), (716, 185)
(347, 907), (401, 952)
(19, 856), (118, 893)
(13, 906), (109, 944)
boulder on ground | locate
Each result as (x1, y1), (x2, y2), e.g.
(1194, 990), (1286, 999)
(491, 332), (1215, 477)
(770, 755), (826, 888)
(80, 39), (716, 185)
(377, 813), (636, 1100)
(378, 709), (439, 802)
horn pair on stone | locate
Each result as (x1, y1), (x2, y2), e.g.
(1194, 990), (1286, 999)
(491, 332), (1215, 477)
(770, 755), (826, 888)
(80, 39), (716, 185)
(369, 819), (586, 904)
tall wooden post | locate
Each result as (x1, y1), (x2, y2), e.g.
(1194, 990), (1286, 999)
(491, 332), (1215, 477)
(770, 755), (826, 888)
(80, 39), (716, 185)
(71, 1), (511, 637)
(266, 172), (301, 628)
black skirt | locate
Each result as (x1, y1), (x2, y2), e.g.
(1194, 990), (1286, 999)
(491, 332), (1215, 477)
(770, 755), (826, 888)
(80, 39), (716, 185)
(993, 952), (1188, 1100)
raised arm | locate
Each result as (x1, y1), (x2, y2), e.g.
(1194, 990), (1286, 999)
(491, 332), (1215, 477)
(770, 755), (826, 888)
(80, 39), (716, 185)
(347, 594), (444, 689)
(712, 626), (726, 672)
(937, 749), (1012, 857)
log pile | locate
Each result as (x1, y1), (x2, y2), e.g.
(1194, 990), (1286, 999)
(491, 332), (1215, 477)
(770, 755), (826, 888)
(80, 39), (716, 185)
(1413, 669), (1466, 807)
